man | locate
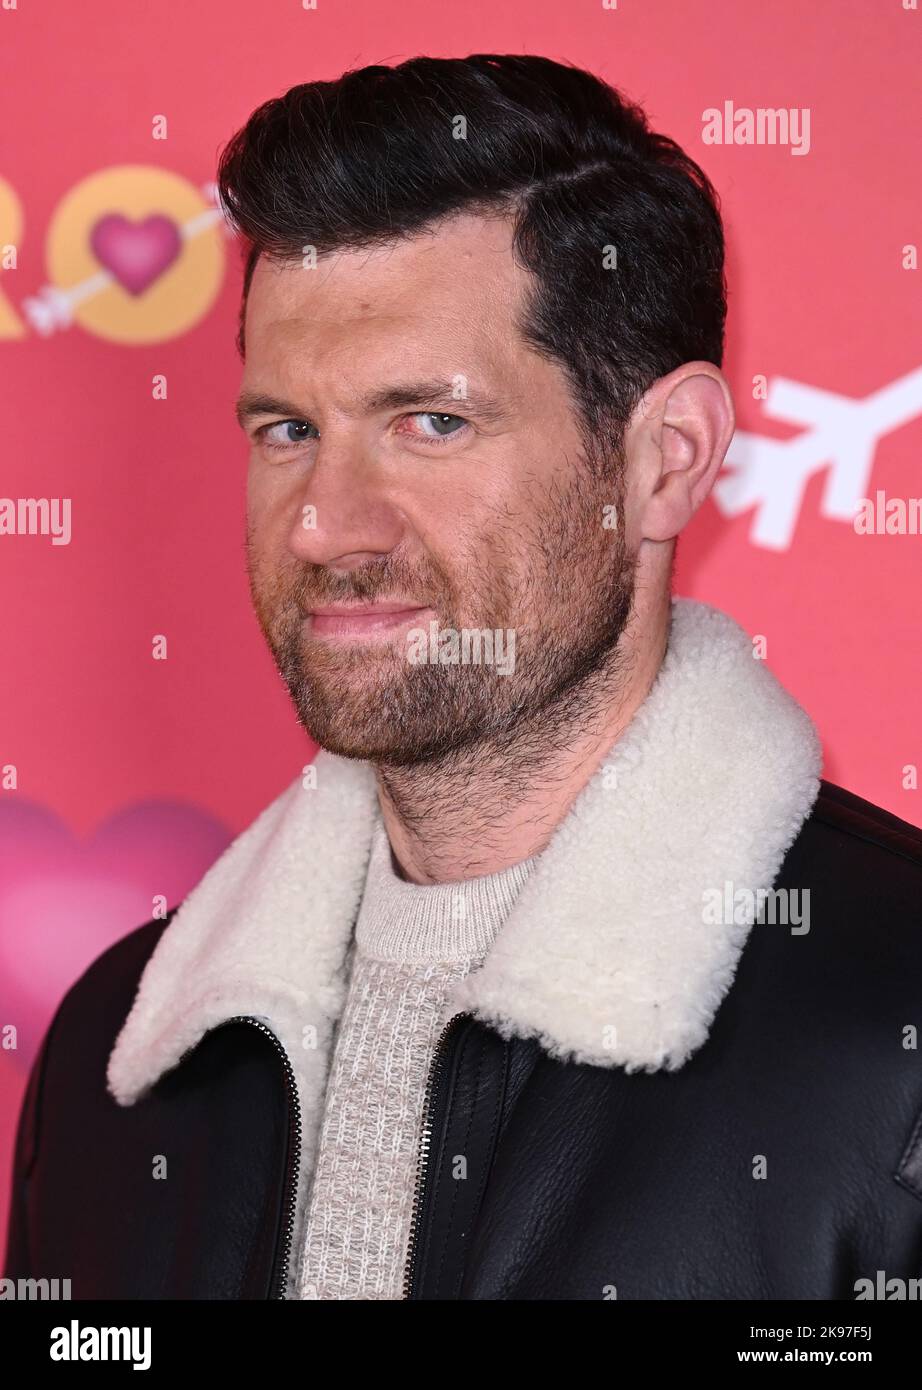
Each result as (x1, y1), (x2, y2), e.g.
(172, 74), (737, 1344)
(5, 53), (922, 1301)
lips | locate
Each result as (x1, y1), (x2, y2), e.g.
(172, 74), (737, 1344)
(305, 605), (432, 640)
(307, 603), (423, 617)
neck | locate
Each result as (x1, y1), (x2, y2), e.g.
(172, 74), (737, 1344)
(374, 580), (671, 885)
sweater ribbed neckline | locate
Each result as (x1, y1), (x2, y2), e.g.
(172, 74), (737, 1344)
(353, 810), (539, 964)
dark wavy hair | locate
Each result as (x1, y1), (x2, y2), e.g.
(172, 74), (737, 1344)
(217, 53), (726, 470)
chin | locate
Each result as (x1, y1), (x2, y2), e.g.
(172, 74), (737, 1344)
(300, 715), (471, 767)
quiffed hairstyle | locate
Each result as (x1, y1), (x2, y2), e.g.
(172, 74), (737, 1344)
(217, 53), (726, 470)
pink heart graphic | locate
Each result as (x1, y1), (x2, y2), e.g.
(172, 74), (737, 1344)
(0, 799), (231, 1069)
(89, 212), (182, 295)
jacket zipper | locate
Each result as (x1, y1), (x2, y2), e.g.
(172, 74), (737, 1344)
(221, 1014), (303, 1300)
(402, 1011), (470, 1299)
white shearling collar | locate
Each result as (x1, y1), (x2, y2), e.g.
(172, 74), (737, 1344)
(107, 597), (823, 1114)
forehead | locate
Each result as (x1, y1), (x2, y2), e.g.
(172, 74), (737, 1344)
(241, 211), (533, 385)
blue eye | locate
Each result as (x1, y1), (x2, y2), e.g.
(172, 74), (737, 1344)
(259, 420), (318, 451)
(414, 413), (467, 438)
(400, 412), (471, 446)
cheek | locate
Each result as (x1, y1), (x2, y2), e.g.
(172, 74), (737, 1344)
(429, 514), (529, 624)
(245, 456), (270, 531)
(245, 486), (291, 595)
(420, 457), (527, 539)
(246, 454), (280, 516)
(246, 460), (301, 549)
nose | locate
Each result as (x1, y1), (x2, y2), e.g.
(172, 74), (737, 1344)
(286, 435), (407, 572)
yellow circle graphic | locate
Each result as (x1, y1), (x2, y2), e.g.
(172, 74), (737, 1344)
(46, 165), (225, 344)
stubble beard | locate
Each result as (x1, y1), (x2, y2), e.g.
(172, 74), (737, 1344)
(247, 459), (637, 771)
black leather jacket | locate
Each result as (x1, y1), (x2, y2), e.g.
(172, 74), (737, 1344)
(4, 780), (922, 1299)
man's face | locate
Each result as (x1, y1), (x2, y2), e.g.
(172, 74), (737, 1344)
(239, 211), (636, 765)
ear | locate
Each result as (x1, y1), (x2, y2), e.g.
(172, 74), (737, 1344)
(627, 364), (735, 545)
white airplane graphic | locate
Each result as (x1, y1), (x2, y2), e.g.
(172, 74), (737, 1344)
(714, 367), (922, 550)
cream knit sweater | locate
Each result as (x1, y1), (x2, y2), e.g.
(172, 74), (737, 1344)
(295, 810), (538, 1300)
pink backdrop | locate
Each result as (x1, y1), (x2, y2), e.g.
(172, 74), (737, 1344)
(2, 0), (921, 1261)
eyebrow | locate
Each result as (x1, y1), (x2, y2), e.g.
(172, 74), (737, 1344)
(234, 379), (509, 429)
